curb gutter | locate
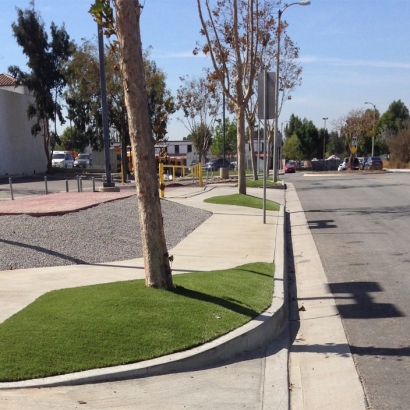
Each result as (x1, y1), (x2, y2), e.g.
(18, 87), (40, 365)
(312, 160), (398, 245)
(1, 206), (287, 390)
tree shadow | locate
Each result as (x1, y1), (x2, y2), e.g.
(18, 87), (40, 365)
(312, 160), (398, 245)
(171, 285), (260, 319)
(328, 281), (404, 319)
(0, 238), (88, 266)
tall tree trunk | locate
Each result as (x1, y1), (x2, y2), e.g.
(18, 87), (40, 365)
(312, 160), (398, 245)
(265, 122), (273, 178)
(236, 105), (246, 194)
(114, 0), (173, 289)
(43, 119), (52, 174)
(248, 125), (258, 180)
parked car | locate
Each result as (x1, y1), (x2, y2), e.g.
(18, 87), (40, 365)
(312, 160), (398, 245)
(204, 158), (231, 171)
(364, 156), (383, 170)
(284, 162), (296, 173)
(74, 153), (92, 168)
(339, 157), (360, 170)
(359, 157), (368, 170)
(52, 151), (74, 168)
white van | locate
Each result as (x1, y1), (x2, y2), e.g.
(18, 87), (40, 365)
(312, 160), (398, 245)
(52, 151), (74, 168)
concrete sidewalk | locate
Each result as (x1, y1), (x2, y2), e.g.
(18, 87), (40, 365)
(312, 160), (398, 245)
(0, 184), (289, 409)
(0, 182), (370, 409)
(286, 183), (368, 410)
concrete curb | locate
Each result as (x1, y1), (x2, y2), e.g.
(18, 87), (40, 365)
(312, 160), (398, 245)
(1, 205), (287, 390)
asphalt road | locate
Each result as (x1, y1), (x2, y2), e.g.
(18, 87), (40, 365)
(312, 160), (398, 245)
(283, 171), (410, 410)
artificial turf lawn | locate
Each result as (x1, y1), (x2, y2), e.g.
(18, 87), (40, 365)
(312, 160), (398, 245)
(246, 178), (281, 188)
(204, 193), (280, 211)
(0, 262), (274, 382)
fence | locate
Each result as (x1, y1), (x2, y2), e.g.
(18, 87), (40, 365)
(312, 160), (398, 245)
(158, 163), (203, 198)
(311, 159), (341, 172)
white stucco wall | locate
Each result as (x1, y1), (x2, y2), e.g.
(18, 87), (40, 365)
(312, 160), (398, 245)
(0, 88), (47, 176)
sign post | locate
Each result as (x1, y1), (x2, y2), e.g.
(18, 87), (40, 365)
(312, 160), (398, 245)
(350, 136), (357, 154)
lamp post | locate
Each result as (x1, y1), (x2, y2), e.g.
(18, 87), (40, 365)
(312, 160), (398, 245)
(273, 1), (310, 182)
(322, 117), (328, 159)
(364, 102), (376, 156)
(280, 120), (289, 170)
(254, 123), (259, 173)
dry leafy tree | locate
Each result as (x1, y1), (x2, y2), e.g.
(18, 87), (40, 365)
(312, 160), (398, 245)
(332, 108), (374, 170)
(246, 26), (302, 180)
(196, 0), (302, 191)
(90, 0), (173, 289)
(196, 0), (267, 193)
(176, 75), (220, 163)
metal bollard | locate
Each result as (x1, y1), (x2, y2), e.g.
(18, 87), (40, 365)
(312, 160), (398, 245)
(9, 178), (14, 200)
(92, 177), (95, 192)
(76, 175), (80, 192)
(44, 176), (48, 195)
(65, 179), (69, 192)
(80, 178), (83, 192)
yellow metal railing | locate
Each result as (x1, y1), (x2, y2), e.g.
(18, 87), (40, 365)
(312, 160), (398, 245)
(158, 163), (202, 198)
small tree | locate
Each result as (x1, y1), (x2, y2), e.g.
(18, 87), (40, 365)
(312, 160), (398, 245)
(9, 2), (74, 173)
(211, 117), (237, 158)
(333, 108), (373, 169)
(187, 123), (213, 163)
(388, 123), (410, 163)
(176, 75), (220, 163)
(282, 134), (303, 167)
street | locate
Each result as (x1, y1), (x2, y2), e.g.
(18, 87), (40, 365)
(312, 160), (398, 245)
(283, 171), (410, 410)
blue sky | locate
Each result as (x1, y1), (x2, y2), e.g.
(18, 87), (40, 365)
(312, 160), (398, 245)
(2, 0), (410, 139)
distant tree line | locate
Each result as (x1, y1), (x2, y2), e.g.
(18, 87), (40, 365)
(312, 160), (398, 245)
(282, 100), (410, 166)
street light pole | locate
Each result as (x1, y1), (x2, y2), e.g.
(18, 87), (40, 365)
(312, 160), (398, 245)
(97, 23), (114, 188)
(322, 117), (328, 159)
(364, 102), (376, 156)
(222, 86), (226, 165)
(281, 120), (289, 141)
(273, 1), (310, 182)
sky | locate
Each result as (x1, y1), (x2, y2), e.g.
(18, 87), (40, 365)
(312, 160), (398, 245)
(1, 0), (410, 140)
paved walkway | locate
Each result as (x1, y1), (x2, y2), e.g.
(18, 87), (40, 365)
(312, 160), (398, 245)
(0, 182), (369, 409)
(0, 184), (289, 409)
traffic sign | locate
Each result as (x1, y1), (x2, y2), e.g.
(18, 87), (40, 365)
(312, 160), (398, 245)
(352, 136), (357, 146)
(350, 146), (357, 154)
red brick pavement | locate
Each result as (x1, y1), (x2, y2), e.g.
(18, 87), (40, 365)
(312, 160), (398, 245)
(0, 191), (136, 217)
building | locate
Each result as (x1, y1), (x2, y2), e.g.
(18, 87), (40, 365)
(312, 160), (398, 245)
(155, 139), (198, 167)
(0, 74), (47, 176)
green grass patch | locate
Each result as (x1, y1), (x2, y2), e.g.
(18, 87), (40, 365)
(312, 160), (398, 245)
(204, 193), (280, 211)
(0, 262), (273, 382)
(246, 178), (281, 188)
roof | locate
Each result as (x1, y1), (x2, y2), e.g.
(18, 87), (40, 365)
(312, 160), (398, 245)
(0, 73), (18, 87)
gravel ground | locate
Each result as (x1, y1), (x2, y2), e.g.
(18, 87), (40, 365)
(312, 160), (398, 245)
(0, 197), (211, 271)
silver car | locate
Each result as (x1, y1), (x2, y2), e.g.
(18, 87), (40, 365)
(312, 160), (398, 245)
(74, 153), (92, 168)
(52, 151), (74, 168)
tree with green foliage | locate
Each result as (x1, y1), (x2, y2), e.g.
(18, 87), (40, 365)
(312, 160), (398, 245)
(58, 126), (88, 153)
(282, 134), (303, 166)
(325, 131), (346, 158)
(211, 118), (237, 158)
(284, 114), (303, 140)
(377, 100), (409, 151)
(65, 41), (173, 149)
(9, 2), (74, 173)
(296, 120), (321, 160)
(65, 40), (174, 178)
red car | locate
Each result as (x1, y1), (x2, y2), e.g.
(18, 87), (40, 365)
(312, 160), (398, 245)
(284, 162), (296, 173)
